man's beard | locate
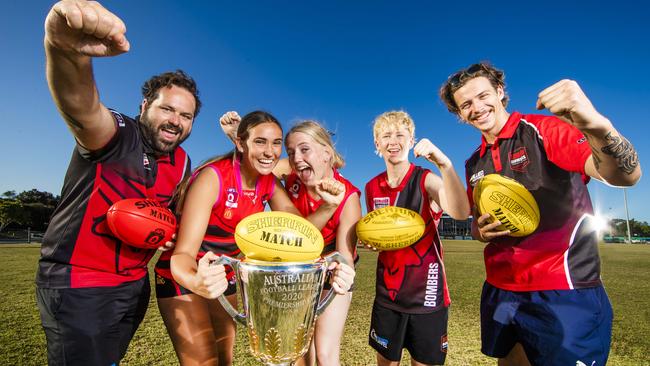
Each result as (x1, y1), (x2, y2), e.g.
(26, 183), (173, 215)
(140, 114), (188, 155)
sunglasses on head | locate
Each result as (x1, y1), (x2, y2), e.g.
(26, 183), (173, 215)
(448, 63), (488, 87)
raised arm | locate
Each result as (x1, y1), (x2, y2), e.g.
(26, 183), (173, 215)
(44, 0), (130, 151)
(414, 138), (470, 220)
(536, 79), (641, 186)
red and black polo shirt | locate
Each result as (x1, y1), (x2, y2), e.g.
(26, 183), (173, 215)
(37, 110), (190, 289)
(465, 111), (600, 291)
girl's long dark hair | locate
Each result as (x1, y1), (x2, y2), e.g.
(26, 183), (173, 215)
(171, 111), (282, 214)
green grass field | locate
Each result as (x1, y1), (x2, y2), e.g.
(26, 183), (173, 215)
(1, 241), (649, 365)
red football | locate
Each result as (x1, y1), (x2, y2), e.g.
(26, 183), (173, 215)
(106, 198), (177, 249)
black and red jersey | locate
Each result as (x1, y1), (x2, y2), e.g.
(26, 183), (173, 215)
(285, 169), (360, 257)
(365, 164), (450, 314)
(37, 110), (190, 289)
(155, 156), (276, 280)
(465, 111), (599, 291)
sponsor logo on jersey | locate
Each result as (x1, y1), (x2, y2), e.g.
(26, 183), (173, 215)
(224, 209), (233, 220)
(225, 188), (239, 208)
(110, 109), (126, 127)
(469, 170), (484, 186)
(577, 137), (587, 144)
(370, 329), (389, 348)
(509, 147), (530, 172)
(242, 190), (257, 204)
(424, 262), (439, 307)
(373, 197), (390, 209)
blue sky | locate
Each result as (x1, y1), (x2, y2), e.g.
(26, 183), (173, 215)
(1, 1), (649, 223)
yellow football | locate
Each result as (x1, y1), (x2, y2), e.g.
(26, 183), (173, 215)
(356, 206), (426, 251)
(473, 174), (540, 237)
(235, 211), (324, 262)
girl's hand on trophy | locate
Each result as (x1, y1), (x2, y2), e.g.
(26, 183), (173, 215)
(328, 262), (355, 295)
(195, 252), (228, 299)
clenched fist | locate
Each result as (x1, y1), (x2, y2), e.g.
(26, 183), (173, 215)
(219, 111), (241, 142)
(315, 178), (345, 207)
(45, 0), (129, 57)
(536, 79), (610, 132)
(413, 138), (451, 168)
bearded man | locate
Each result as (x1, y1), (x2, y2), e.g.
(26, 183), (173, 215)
(36, 1), (201, 365)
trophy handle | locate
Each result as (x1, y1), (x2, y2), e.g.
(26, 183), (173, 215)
(316, 252), (350, 316)
(212, 255), (247, 326)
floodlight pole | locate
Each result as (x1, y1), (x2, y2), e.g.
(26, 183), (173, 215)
(623, 188), (632, 244)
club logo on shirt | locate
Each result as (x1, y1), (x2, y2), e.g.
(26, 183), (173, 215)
(509, 147), (530, 172)
(225, 188), (238, 208)
(469, 170), (485, 187)
(373, 197), (390, 210)
(289, 182), (301, 198)
(143, 153), (151, 171)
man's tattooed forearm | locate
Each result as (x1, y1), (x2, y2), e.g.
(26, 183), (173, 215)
(600, 132), (639, 174)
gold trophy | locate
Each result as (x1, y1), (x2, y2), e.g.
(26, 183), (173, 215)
(215, 253), (345, 366)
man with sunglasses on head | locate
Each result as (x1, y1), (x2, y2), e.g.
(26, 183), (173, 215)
(37, 1), (205, 365)
(439, 62), (641, 366)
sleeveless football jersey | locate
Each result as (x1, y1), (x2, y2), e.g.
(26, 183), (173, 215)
(285, 169), (360, 256)
(155, 156), (276, 280)
(37, 110), (190, 289)
(465, 112), (599, 291)
(365, 164), (450, 314)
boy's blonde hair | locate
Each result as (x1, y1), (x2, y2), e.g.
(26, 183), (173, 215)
(372, 110), (415, 141)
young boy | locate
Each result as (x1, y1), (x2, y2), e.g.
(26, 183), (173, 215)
(365, 111), (469, 365)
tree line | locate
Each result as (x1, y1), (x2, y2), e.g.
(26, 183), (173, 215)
(608, 218), (650, 238)
(0, 190), (60, 233)
(1, 189), (650, 238)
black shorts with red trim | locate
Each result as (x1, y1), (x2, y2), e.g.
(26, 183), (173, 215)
(368, 301), (448, 365)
